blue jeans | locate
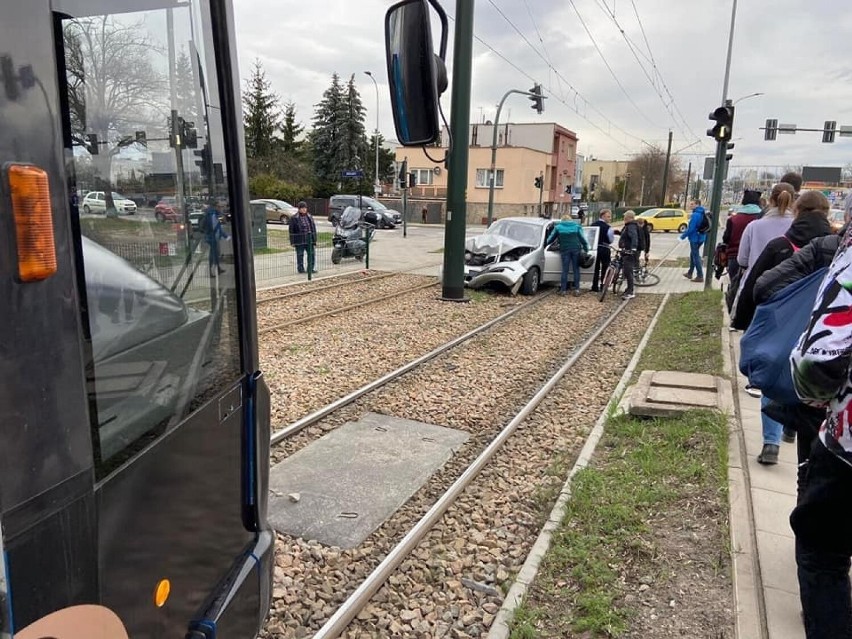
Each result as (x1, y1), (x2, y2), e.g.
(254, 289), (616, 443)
(560, 250), (581, 292)
(761, 395), (782, 445)
(687, 241), (704, 278)
(296, 245), (315, 273)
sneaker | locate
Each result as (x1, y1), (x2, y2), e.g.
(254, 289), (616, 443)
(757, 444), (780, 465)
(622, 293), (636, 300)
(692, 276), (704, 282)
(728, 326), (738, 332)
(572, 289), (581, 297)
(217, 267), (226, 274)
(782, 426), (796, 443)
(745, 385), (762, 398)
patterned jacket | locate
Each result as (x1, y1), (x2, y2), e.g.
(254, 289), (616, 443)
(791, 225), (852, 466)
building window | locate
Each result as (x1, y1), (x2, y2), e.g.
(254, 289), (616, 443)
(475, 169), (504, 188)
(412, 168), (434, 186)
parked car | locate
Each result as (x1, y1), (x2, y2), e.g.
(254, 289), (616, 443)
(328, 194), (401, 228)
(463, 217), (599, 295)
(252, 198), (297, 224)
(636, 207), (689, 233)
(154, 197), (183, 222)
(81, 191), (137, 215)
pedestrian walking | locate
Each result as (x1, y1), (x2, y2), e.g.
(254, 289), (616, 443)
(738, 191), (833, 465)
(288, 201), (318, 274)
(203, 198), (229, 276)
(723, 189), (762, 286)
(789, 222), (852, 639)
(680, 200), (707, 281)
(546, 214), (590, 296)
(591, 209), (615, 292)
(421, 206), (428, 224)
(618, 210), (640, 300)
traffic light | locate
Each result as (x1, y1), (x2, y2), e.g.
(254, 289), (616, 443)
(85, 133), (99, 155)
(408, 172), (417, 188)
(534, 176), (543, 189)
(135, 130), (147, 146)
(528, 84), (544, 115)
(182, 120), (198, 148)
(398, 159), (408, 188)
(707, 105), (735, 142)
(194, 144), (211, 179)
(823, 120), (837, 144)
(725, 143), (734, 162)
(764, 118), (778, 141)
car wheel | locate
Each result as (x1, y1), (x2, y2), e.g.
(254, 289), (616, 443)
(678, 223), (687, 233)
(83, 205), (91, 214)
(521, 266), (540, 295)
(155, 212), (165, 223)
(646, 223), (654, 232)
(280, 214), (289, 224)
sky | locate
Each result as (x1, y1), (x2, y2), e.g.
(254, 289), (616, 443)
(232, 0), (852, 172)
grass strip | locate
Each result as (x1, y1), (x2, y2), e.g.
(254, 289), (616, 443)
(511, 290), (729, 638)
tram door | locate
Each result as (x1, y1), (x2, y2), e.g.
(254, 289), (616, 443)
(0, 0), (269, 636)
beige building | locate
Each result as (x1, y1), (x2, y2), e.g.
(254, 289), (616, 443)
(393, 122), (578, 223)
(582, 160), (631, 195)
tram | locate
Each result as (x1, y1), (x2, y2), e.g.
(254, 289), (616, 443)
(0, 0), (272, 636)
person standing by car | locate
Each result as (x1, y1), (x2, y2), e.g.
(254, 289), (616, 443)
(788, 223), (852, 639)
(680, 200), (707, 282)
(591, 209), (615, 292)
(546, 214), (590, 296)
(289, 201), (318, 274)
(619, 210), (641, 300)
(203, 198), (229, 276)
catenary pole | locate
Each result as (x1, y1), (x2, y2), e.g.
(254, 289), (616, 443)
(441, 0), (475, 300)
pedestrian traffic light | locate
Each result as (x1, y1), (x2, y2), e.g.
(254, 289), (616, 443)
(725, 142), (735, 162)
(194, 144), (211, 178)
(135, 130), (147, 146)
(707, 105), (735, 142)
(764, 119), (778, 141)
(534, 176), (542, 189)
(528, 84), (544, 115)
(85, 133), (99, 155)
(823, 120), (837, 144)
(408, 172), (417, 188)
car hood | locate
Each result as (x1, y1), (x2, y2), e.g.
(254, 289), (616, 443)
(465, 234), (534, 256)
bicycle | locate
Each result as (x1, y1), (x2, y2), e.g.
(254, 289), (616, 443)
(599, 250), (659, 302)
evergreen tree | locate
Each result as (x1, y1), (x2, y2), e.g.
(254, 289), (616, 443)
(367, 133), (396, 186)
(175, 49), (198, 123)
(243, 59), (281, 159)
(281, 101), (303, 154)
(310, 73), (346, 187)
(343, 74), (368, 171)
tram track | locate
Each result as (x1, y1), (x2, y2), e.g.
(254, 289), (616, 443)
(262, 244), (682, 639)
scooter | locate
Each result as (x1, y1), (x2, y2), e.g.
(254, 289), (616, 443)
(331, 206), (376, 264)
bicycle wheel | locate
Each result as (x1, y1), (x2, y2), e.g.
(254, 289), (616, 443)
(635, 271), (660, 287)
(612, 267), (623, 297)
(599, 266), (616, 302)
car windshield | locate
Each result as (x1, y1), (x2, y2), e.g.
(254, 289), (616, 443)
(486, 220), (541, 246)
(361, 197), (386, 210)
(111, 192), (129, 201)
(639, 209), (661, 218)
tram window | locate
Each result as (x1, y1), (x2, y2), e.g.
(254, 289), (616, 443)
(54, 0), (241, 477)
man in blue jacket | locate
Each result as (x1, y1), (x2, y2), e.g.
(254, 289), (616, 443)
(680, 200), (707, 282)
(547, 214), (590, 296)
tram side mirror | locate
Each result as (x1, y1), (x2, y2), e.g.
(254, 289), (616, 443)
(385, 0), (449, 147)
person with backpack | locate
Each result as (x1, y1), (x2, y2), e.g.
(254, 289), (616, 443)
(546, 214), (590, 296)
(788, 223), (852, 638)
(723, 189), (763, 285)
(736, 191), (833, 465)
(680, 200), (708, 281)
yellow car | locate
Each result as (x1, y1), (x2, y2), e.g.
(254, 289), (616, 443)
(637, 207), (690, 233)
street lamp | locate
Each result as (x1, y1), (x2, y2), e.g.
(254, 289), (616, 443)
(364, 71), (380, 195)
(733, 92), (764, 105)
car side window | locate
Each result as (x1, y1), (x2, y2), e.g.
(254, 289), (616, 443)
(56, 3), (242, 478)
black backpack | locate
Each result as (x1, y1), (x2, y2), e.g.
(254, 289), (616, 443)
(697, 211), (711, 234)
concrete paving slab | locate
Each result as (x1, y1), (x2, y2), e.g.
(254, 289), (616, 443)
(764, 588), (805, 639)
(747, 452), (799, 496)
(267, 412), (468, 548)
(751, 488), (796, 536)
(757, 530), (799, 593)
(628, 370), (731, 417)
(742, 429), (799, 466)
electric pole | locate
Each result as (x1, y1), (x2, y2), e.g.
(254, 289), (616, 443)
(659, 130), (673, 205)
(683, 161), (692, 206)
(442, 0), (475, 301)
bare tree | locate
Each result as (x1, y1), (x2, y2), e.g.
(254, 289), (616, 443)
(627, 147), (684, 206)
(63, 16), (166, 210)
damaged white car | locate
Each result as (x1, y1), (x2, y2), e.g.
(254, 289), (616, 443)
(463, 217), (600, 295)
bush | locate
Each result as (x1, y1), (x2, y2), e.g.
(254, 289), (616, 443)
(248, 173), (312, 203)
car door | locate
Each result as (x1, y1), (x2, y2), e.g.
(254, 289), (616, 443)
(542, 223), (562, 283)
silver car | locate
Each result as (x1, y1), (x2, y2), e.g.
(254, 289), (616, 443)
(463, 217), (599, 295)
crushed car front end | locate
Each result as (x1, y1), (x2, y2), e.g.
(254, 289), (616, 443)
(463, 235), (539, 295)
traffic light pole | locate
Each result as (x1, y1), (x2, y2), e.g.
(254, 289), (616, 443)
(486, 89), (531, 227)
(538, 173), (544, 217)
(441, 0), (475, 301)
(703, 135), (728, 290)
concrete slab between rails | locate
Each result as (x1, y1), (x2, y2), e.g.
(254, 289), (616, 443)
(267, 412), (468, 549)
(627, 369), (733, 417)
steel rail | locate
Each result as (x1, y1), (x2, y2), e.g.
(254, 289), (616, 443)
(257, 271), (400, 305)
(269, 292), (554, 445)
(308, 240), (684, 638)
